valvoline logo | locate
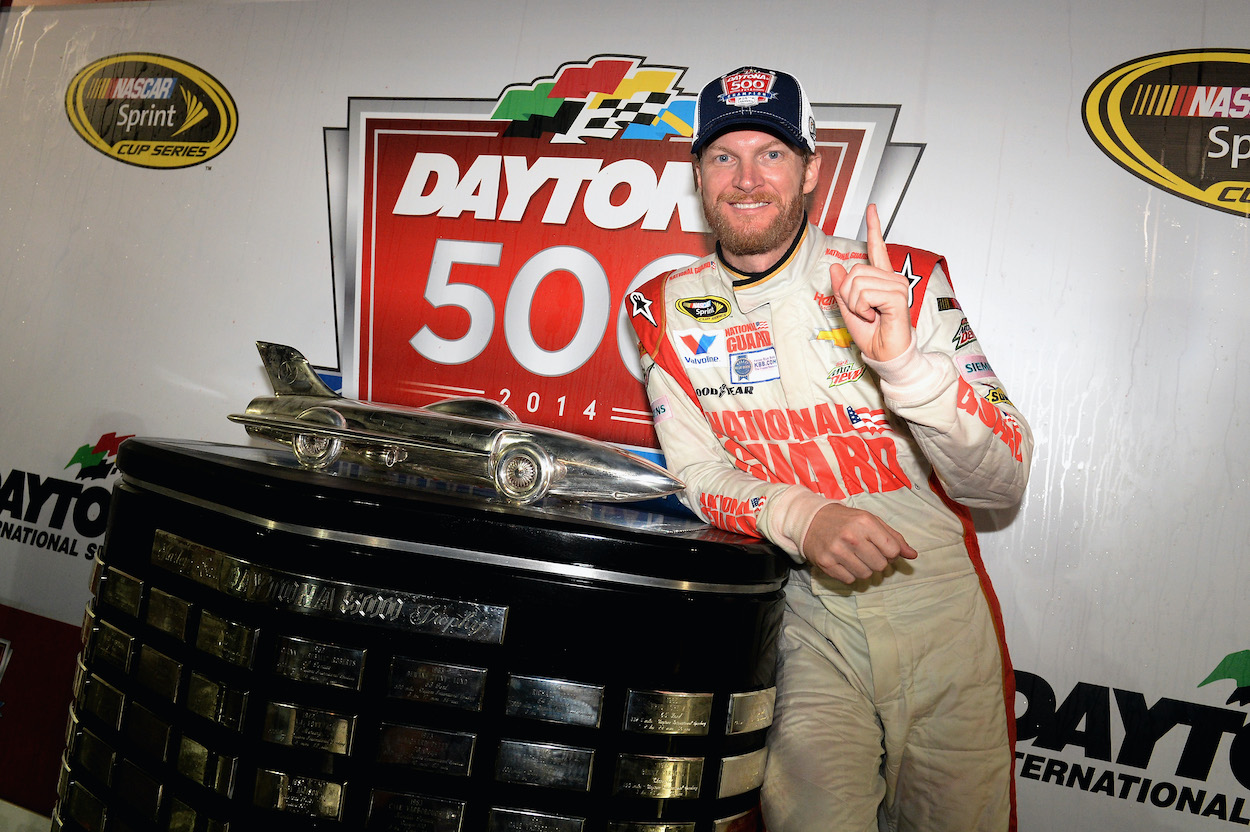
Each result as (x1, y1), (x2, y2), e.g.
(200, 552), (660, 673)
(66, 53), (238, 169)
(720, 70), (777, 107)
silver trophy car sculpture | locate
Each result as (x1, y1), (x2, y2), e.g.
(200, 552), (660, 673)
(228, 342), (684, 505)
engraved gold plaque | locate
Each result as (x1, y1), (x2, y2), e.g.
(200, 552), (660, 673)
(367, 789), (466, 832)
(623, 690), (713, 736)
(80, 673), (124, 730)
(254, 769), (344, 819)
(505, 675), (604, 727)
(63, 782), (106, 830)
(177, 735), (236, 796)
(196, 608), (258, 667)
(71, 727), (116, 785)
(726, 687), (776, 735)
(495, 740), (594, 791)
(488, 807), (585, 832)
(99, 567), (143, 616)
(186, 672), (248, 730)
(113, 758), (163, 820)
(90, 619), (135, 672)
(135, 645), (182, 701)
(274, 635), (366, 690)
(613, 754), (703, 799)
(388, 657), (487, 710)
(124, 702), (173, 762)
(145, 587), (191, 640)
(377, 723), (476, 776)
(718, 747), (768, 798)
(262, 702), (355, 755)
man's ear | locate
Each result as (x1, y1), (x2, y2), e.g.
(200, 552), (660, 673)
(692, 156), (703, 192)
(802, 151), (822, 196)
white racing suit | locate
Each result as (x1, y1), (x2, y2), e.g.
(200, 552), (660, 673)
(628, 223), (1032, 831)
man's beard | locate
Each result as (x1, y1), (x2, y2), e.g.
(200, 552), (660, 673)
(703, 190), (806, 258)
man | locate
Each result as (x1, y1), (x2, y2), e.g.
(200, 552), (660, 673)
(628, 66), (1032, 831)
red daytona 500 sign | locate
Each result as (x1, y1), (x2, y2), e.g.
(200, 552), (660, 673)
(345, 56), (913, 451)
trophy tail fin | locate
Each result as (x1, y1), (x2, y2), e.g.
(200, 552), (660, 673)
(254, 342), (340, 398)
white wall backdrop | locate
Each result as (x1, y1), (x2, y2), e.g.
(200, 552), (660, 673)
(3, 1), (1250, 828)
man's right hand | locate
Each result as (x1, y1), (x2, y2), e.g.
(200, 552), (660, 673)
(801, 502), (918, 583)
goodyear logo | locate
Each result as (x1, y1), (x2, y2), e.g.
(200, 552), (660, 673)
(66, 53), (237, 169)
(1084, 49), (1250, 217)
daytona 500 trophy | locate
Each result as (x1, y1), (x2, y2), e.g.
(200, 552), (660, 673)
(52, 434), (787, 832)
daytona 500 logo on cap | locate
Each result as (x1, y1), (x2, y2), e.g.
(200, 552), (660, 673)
(719, 70), (778, 107)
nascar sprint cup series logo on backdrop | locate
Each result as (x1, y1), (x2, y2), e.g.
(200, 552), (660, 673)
(66, 52), (238, 169)
(342, 56), (920, 451)
(1084, 49), (1250, 217)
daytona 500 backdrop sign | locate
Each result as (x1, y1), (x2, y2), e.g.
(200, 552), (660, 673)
(338, 56), (921, 451)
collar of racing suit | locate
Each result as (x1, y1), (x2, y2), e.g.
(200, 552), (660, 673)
(716, 212), (809, 289)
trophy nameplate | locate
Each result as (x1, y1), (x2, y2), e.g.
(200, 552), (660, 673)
(135, 645), (182, 701)
(274, 635), (366, 690)
(90, 619), (134, 673)
(63, 782), (106, 831)
(145, 587), (191, 640)
(387, 657), (488, 711)
(253, 769), (344, 819)
(168, 797), (228, 832)
(196, 609), (258, 668)
(606, 824), (696, 832)
(487, 807), (585, 832)
(262, 702), (355, 755)
(613, 754), (704, 799)
(80, 673), (124, 730)
(186, 672), (248, 730)
(124, 701), (173, 762)
(377, 723), (477, 775)
(177, 735), (237, 796)
(718, 747), (768, 798)
(505, 675), (604, 727)
(153, 530), (508, 643)
(99, 567), (143, 617)
(494, 740), (594, 791)
(113, 758), (162, 820)
(726, 688), (776, 735)
(623, 690), (713, 736)
(367, 790), (466, 832)
(71, 726), (116, 784)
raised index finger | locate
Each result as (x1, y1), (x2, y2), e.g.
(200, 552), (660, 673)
(865, 203), (892, 272)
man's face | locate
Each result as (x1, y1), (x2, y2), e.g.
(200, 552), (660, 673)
(694, 129), (821, 270)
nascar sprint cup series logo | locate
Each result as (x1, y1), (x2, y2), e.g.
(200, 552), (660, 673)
(344, 55), (919, 451)
(1084, 49), (1250, 217)
(66, 52), (238, 169)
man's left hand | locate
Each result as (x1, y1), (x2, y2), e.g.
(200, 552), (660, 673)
(828, 203), (913, 362)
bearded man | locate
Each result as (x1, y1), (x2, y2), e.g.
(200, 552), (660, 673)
(628, 66), (1033, 831)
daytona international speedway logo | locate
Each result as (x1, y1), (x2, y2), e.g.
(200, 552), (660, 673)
(339, 55), (920, 451)
(1084, 49), (1250, 217)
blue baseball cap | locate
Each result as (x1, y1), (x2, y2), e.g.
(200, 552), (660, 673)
(691, 66), (817, 155)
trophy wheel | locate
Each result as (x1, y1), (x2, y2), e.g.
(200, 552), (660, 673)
(291, 406), (347, 469)
(492, 439), (553, 504)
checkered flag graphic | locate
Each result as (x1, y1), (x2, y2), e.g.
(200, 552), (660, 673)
(585, 90), (673, 131)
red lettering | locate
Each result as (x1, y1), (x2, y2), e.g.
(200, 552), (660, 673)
(788, 408), (816, 440)
(864, 436), (912, 491)
(788, 440), (846, 500)
(765, 443), (798, 484)
(764, 409), (790, 440)
(827, 434), (880, 496)
(813, 404), (840, 436)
